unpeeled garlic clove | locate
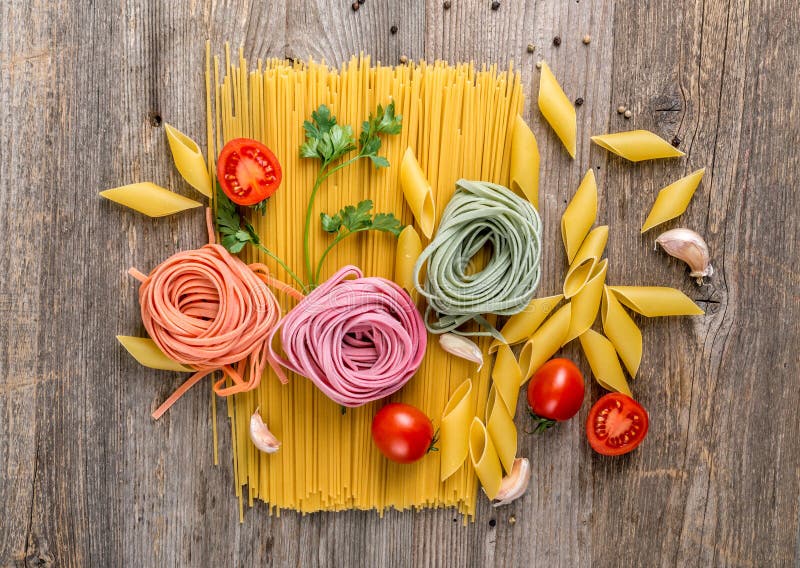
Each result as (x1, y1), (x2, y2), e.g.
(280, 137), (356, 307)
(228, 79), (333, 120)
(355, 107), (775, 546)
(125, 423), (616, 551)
(492, 457), (531, 507)
(249, 407), (281, 454)
(439, 333), (484, 369)
(655, 228), (714, 285)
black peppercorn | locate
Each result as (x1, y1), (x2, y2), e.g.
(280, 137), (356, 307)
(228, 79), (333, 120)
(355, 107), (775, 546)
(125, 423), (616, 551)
(443, 0), (451, 8)
(575, 97), (584, 106)
(390, 25), (398, 34)
(491, 1), (500, 10)
(553, 36), (561, 46)
(351, 2), (359, 11)
(671, 136), (681, 147)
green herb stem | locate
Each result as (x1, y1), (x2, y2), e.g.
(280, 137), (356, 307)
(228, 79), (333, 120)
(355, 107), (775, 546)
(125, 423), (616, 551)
(255, 243), (308, 293)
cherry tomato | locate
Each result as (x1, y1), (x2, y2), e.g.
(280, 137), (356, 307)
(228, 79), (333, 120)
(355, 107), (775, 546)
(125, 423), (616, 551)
(217, 138), (282, 206)
(586, 393), (649, 456)
(526, 358), (585, 428)
(371, 403), (434, 464)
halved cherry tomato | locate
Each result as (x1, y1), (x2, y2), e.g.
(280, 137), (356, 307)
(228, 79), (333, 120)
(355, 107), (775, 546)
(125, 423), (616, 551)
(526, 358), (585, 431)
(217, 138), (282, 206)
(586, 393), (649, 456)
(371, 403), (434, 464)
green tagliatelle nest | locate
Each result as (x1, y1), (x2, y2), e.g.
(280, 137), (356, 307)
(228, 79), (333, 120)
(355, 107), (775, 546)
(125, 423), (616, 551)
(414, 179), (542, 339)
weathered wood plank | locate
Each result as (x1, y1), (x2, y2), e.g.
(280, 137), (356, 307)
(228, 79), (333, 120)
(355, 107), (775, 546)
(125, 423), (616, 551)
(0, 0), (797, 566)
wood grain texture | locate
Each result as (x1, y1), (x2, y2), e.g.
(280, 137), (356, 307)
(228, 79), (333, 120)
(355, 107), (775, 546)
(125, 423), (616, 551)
(0, 0), (797, 566)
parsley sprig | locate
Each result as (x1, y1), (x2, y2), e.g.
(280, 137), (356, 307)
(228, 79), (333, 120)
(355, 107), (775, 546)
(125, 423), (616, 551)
(300, 102), (402, 286)
(316, 200), (403, 283)
(216, 184), (307, 292)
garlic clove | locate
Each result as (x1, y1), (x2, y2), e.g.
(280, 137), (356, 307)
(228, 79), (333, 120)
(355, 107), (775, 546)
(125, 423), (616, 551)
(439, 333), (484, 369)
(249, 407), (281, 454)
(492, 457), (531, 507)
(655, 228), (713, 285)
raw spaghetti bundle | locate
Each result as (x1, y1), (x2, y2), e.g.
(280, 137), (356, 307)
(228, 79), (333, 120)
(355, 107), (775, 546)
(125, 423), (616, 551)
(269, 265), (427, 407)
(130, 212), (290, 419)
(413, 179), (542, 338)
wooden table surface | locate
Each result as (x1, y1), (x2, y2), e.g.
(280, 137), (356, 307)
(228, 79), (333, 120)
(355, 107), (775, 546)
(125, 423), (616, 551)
(2, 0), (798, 566)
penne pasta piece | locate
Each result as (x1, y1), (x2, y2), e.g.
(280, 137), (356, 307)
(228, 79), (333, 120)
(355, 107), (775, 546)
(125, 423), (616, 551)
(510, 115), (540, 208)
(518, 303), (572, 381)
(608, 286), (704, 316)
(394, 226), (422, 293)
(399, 147), (436, 238)
(485, 387), (518, 474)
(440, 379), (474, 481)
(469, 417), (503, 500)
(579, 330), (632, 396)
(491, 344), (523, 414)
(563, 225), (609, 299)
(564, 259), (608, 344)
(490, 294), (563, 352)
(100, 183), (203, 217)
(641, 169), (705, 232)
(116, 335), (193, 372)
(164, 124), (213, 197)
(601, 286), (643, 377)
(591, 130), (685, 162)
(561, 169), (598, 263)
(538, 62), (577, 158)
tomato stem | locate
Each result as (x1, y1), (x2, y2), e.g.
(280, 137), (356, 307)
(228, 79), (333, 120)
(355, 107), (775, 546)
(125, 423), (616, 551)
(527, 409), (557, 434)
(426, 427), (440, 454)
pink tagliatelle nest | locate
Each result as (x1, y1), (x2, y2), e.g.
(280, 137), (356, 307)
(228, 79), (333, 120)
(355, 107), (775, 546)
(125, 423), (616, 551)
(269, 265), (427, 407)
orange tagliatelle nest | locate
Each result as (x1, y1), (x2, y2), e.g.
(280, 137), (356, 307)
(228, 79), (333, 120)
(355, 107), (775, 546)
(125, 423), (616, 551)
(129, 211), (296, 419)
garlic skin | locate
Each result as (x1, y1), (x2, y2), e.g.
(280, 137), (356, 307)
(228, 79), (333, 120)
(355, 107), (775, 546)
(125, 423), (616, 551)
(439, 333), (484, 369)
(249, 408), (281, 454)
(655, 228), (713, 285)
(492, 457), (531, 507)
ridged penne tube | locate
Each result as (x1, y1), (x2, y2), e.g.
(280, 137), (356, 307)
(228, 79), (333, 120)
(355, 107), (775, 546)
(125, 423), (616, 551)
(561, 169), (598, 263)
(469, 418), (503, 500)
(608, 286), (704, 316)
(490, 294), (563, 352)
(399, 147), (436, 238)
(440, 379), (474, 481)
(394, 226), (422, 293)
(538, 62), (577, 158)
(563, 225), (609, 298)
(519, 303), (572, 381)
(591, 130), (685, 162)
(579, 330), (632, 396)
(164, 124), (213, 197)
(485, 387), (517, 474)
(601, 286), (643, 378)
(116, 336), (193, 372)
(564, 259), (608, 344)
(641, 169), (705, 233)
(100, 183), (203, 217)
(491, 344), (523, 414)
(510, 115), (540, 208)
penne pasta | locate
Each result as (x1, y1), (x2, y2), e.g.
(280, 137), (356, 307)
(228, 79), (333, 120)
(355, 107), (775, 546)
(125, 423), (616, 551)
(491, 344), (523, 414)
(564, 259), (608, 344)
(468, 417), (503, 500)
(399, 147), (436, 238)
(563, 225), (609, 299)
(641, 168), (705, 232)
(509, 115), (540, 208)
(485, 387), (517, 474)
(116, 336), (194, 372)
(591, 130), (685, 162)
(165, 124), (213, 197)
(538, 62), (577, 158)
(518, 303), (572, 381)
(394, 226), (422, 293)
(100, 182), (203, 217)
(561, 169), (598, 263)
(608, 286), (704, 316)
(440, 379), (474, 481)
(578, 330), (632, 396)
(601, 286), (643, 377)
(490, 294), (563, 352)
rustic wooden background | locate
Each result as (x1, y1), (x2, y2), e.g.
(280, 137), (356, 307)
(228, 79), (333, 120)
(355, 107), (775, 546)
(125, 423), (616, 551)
(1, 0), (798, 566)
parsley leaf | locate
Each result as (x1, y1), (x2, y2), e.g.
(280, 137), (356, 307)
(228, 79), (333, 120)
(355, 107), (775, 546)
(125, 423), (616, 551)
(319, 200), (404, 237)
(371, 212), (404, 237)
